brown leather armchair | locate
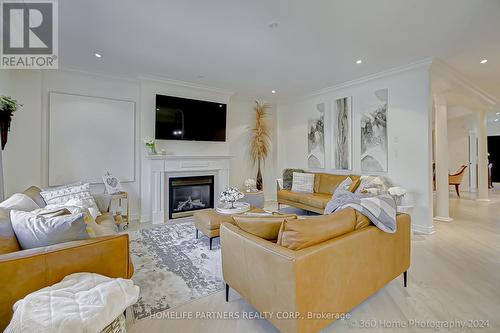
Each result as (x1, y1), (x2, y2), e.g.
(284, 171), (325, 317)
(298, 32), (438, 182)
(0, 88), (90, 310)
(0, 187), (134, 330)
(449, 165), (468, 197)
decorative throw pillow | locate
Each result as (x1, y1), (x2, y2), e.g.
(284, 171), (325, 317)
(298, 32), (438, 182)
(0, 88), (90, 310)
(347, 177), (361, 192)
(233, 214), (298, 240)
(277, 208), (357, 250)
(10, 210), (89, 249)
(355, 176), (392, 194)
(291, 172), (315, 193)
(333, 177), (352, 195)
(40, 183), (101, 216)
(282, 168), (304, 190)
(0, 193), (40, 212)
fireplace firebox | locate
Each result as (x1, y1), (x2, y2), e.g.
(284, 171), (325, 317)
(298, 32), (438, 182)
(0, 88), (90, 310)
(169, 176), (214, 219)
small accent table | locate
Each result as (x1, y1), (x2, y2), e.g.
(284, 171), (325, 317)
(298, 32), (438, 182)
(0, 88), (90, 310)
(109, 192), (129, 230)
(241, 190), (265, 208)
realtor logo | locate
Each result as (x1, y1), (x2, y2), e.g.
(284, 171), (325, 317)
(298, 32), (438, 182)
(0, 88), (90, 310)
(1, 0), (58, 68)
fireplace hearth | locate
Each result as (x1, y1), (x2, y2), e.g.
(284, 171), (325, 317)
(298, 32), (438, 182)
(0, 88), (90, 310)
(169, 176), (214, 219)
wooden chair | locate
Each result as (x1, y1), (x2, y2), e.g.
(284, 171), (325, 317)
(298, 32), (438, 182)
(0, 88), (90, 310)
(449, 165), (468, 197)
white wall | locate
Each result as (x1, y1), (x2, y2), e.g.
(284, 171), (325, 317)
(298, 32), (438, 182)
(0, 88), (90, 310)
(277, 64), (434, 234)
(1, 70), (43, 194)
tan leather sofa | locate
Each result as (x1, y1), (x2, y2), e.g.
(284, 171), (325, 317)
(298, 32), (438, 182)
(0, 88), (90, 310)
(221, 213), (411, 333)
(277, 173), (360, 214)
(0, 187), (134, 330)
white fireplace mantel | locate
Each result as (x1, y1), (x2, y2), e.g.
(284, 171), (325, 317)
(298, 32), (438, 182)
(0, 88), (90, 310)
(147, 154), (231, 224)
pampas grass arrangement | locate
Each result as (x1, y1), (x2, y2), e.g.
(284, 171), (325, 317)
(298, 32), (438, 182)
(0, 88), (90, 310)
(250, 101), (271, 190)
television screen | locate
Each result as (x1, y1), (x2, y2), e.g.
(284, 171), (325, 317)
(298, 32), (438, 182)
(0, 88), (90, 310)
(155, 94), (227, 141)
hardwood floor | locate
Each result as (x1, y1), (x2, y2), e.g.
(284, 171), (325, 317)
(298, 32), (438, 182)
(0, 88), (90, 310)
(129, 191), (500, 333)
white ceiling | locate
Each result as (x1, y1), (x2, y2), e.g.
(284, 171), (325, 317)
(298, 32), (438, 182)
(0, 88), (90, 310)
(59, 0), (500, 100)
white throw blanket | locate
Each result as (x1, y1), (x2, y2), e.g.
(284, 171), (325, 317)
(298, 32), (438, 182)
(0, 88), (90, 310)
(5, 273), (140, 333)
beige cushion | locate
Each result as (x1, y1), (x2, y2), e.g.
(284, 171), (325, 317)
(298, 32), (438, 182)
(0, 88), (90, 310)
(314, 173), (350, 194)
(296, 192), (331, 209)
(193, 209), (235, 231)
(277, 189), (302, 202)
(233, 214), (297, 241)
(277, 208), (357, 250)
(23, 186), (47, 208)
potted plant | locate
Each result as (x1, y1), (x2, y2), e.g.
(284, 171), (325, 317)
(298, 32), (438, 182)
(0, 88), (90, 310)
(143, 137), (157, 155)
(250, 101), (271, 191)
(0, 96), (21, 149)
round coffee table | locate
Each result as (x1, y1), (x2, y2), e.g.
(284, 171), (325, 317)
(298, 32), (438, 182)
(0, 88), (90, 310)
(216, 202), (251, 215)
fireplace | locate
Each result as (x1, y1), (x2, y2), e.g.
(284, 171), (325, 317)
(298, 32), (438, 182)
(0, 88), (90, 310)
(169, 175), (214, 219)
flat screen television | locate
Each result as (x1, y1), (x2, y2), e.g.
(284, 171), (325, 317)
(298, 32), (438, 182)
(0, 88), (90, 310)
(155, 94), (227, 141)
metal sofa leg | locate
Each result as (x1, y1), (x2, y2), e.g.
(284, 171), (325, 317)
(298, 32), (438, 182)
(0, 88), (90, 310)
(225, 283), (229, 302)
(195, 229), (199, 239)
(209, 237), (213, 250)
(403, 271), (408, 287)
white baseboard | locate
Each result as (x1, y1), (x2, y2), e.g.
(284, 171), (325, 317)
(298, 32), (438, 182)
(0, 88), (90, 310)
(433, 216), (454, 223)
(412, 223), (436, 235)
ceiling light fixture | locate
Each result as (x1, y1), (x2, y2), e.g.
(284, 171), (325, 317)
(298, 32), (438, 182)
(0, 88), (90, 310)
(271, 90), (276, 94)
(495, 119), (499, 122)
(356, 59), (362, 64)
(94, 53), (102, 58)
(480, 59), (488, 64)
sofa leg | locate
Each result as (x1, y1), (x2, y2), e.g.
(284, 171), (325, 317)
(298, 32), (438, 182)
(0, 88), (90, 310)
(403, 271), (408, 287)
(455, 184), (460, 198)
(209, 237), (213, 250)
(225, 283), (229, 302)
(277, 203), (281, 211)
(195, 229), (199, 239)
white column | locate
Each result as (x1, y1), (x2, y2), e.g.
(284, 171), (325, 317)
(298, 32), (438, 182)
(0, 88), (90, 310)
(434, 95), (453, 222)
(476, 110), (489, 201)
(468, 130), (478, 192)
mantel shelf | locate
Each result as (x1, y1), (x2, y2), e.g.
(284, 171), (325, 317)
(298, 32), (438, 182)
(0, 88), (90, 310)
(146, 154), (232, 160)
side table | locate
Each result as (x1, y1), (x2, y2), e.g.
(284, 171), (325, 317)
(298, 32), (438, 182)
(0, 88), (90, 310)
(109, 192), (129, 230)
(241, 190), (265, 208)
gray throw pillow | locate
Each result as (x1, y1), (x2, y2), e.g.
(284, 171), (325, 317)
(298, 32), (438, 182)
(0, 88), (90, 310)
(282, 168), (304, 190)
(10, 210), (89, 249)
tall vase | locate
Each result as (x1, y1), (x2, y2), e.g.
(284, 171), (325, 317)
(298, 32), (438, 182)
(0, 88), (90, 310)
(256, 159), (263, 191)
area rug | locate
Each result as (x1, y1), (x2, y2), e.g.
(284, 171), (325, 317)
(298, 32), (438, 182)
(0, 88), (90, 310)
(128, 222), (224, 319)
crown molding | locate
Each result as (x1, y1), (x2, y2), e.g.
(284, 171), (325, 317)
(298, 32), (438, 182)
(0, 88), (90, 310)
(431, 58), (497, 107)
(301, 58), (434, 100)
(55, 66), (139, 83)
(137, 75), (234, 98)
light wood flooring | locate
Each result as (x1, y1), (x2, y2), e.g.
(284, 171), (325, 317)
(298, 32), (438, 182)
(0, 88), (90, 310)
(128, 190), (500, 333)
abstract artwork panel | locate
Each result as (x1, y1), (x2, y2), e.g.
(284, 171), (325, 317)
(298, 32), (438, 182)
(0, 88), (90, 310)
(307, 103), (325, 169)
(360, 88), (388, 172)
(333, 97), (352, 170)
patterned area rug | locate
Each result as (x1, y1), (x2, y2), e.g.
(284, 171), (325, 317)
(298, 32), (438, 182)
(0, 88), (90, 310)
(128, 222), (224, 319)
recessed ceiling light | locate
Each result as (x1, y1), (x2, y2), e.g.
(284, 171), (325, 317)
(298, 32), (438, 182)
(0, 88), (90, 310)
(356, 59), (362, 64)
(497, 112), (499, 115)
(268, 22), (278, 29)
(94, 53), (102, 58)
(495, 119), (499, 122)
(271, 90), (276, 94)
(480, 59), (488, 64)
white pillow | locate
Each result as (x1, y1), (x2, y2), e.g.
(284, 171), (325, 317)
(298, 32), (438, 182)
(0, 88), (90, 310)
(40, 183), (101, 216)
(10, 210), (89, 249)
(0, 193), (40, 212)
(291, 172), (315, 193)
(333, 177), (353, 195)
